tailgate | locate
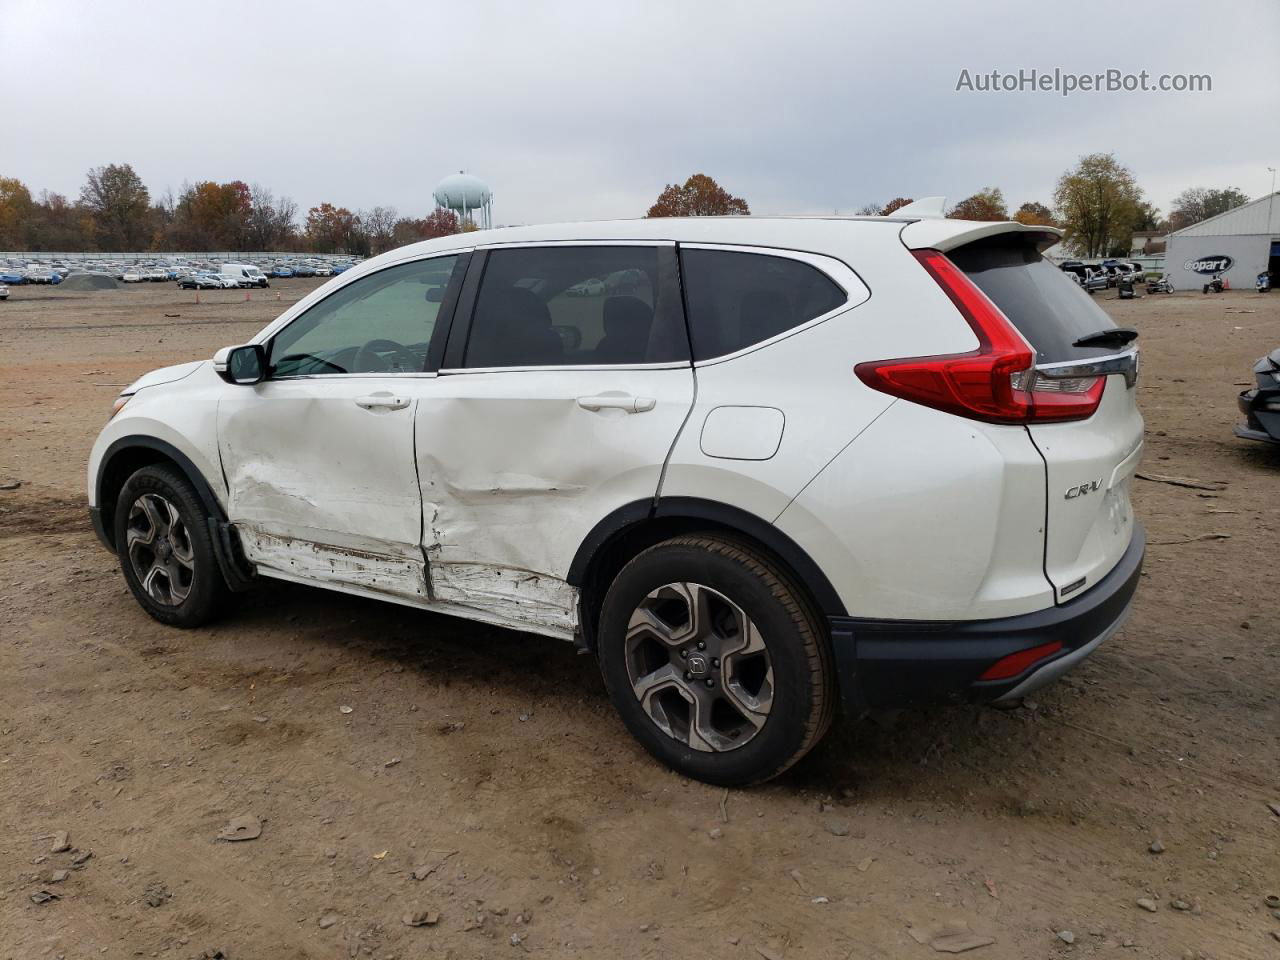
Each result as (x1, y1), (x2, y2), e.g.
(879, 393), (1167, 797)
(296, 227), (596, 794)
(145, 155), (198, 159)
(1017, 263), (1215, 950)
(947, 232), (1143, 602)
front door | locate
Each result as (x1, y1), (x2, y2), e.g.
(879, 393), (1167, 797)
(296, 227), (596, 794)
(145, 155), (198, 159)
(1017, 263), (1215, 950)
(218, 252), (468, 603)
(415, 243), (695, 637)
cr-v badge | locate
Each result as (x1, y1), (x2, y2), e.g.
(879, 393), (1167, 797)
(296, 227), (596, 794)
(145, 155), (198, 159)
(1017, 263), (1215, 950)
(1065, 479), (1104, 499)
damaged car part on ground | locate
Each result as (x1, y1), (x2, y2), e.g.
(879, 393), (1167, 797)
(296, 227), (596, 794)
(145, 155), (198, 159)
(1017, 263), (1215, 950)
(1234, 346), (1280, 446)
(88, 209), (1145, 786)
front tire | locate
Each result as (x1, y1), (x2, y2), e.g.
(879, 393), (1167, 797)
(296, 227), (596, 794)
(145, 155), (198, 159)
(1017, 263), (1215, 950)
(114, 464), (228, 627)
(597, 535), (835, 786)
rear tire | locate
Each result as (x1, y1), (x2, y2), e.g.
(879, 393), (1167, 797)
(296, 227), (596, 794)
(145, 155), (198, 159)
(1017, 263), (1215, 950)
(597, 535), (835, 786)
(114, 464), (229, 628)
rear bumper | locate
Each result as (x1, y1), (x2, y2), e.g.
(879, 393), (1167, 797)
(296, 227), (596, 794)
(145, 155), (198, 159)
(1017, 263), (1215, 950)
(828, 523), (1144, 711)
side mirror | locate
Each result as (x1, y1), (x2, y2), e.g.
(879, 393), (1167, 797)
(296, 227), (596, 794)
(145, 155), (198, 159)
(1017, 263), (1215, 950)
(213, 344), (267, 385)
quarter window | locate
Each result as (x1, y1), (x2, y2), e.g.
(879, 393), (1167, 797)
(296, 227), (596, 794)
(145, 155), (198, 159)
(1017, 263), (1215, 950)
(463, 246), (688, 368)
(679, 249), (847, 361)
(269, 255), (463, 376)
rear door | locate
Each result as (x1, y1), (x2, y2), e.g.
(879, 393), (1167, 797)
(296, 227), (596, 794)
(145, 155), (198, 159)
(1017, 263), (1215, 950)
(946, 234), (1143, 602)
(415, 242), (695, 637)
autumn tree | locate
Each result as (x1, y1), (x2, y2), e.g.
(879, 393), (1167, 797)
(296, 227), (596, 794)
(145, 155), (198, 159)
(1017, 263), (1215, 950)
(1131, 200), (1164, 232)
(361, 206), (398, 254)
(0, 176), (34, 248)
(1167, 187), (1249, 232)
(305, 203), (362, 254)
(29, 191), (91, 249)
(174, 180), (252, 248)
(391, 208), (460, 247)
(1053, 154), (1145, 257)
(244, 185), (298, 250)
(1012, 201), (1058, 227)
(646, 174), (749, 217)
(948, 187), (1008, 221)
(80, 163), (151, 249)
(879, 197), (914, 216)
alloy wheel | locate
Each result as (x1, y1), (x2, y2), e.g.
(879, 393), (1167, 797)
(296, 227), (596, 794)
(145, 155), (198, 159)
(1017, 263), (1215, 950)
(126, 493), (196, 606)
(624, 582), (774, 752)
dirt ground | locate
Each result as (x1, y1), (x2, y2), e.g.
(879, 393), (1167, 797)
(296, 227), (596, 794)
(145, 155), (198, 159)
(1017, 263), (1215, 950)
(1, 278), (1277, 960)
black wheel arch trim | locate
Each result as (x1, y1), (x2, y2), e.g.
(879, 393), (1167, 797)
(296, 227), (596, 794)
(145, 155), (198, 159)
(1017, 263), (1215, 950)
(93, 435), (256, 589)
(567, 495), (848, 618)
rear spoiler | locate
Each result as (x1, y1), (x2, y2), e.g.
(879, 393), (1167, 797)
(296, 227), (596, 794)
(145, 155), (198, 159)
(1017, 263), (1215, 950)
(900, 216), (1063, 253)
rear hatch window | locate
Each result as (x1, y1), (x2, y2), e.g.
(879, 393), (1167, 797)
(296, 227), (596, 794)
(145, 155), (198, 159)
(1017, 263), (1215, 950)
(948, 235), (1121, 364)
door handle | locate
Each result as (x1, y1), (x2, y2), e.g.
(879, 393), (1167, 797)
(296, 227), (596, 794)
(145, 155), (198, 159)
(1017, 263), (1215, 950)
(354, 394), (409, 410)
(577, 395), (656, 414)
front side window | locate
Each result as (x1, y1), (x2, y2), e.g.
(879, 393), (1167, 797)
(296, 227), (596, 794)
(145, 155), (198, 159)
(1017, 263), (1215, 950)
(679, 249), (847, 361)
(463, 246), (688, 368)
(269, 255), (462, 376)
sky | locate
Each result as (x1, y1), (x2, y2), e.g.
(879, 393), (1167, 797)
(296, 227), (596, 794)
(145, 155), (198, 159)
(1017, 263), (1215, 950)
(3, 0), (1278, 226)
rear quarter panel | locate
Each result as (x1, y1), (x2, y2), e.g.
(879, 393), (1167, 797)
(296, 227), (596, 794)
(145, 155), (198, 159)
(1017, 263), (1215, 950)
(660, 225), (980, 522)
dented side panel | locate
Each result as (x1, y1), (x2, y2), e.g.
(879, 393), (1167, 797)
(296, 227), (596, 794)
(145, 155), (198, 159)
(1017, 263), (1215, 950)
(218, 377), (428, 602)
(237, 524), (429, 600)
(415, 368), (696, 622)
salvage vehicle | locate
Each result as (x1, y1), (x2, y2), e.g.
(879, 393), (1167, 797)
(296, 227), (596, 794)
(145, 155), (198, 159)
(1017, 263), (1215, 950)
(88, 207), (1146, 785)
(1234, 346), (1280, 445)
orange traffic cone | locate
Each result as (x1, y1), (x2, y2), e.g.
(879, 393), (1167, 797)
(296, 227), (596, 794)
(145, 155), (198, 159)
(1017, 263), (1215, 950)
(195, 290), (200, 304)
(244, 289), (251, 302)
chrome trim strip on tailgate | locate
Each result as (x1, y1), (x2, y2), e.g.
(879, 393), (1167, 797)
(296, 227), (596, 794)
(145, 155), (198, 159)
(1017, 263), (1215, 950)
(1036, 350), (1140, 388)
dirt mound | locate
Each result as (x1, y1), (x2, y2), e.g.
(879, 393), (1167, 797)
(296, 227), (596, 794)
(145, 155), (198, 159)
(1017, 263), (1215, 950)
(57, 273), (121, 291)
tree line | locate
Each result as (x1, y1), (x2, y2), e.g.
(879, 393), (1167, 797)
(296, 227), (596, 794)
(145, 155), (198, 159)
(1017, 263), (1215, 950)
(1, 157), (1254, 260)
(0, 163), (463, 255)
(646, 157), (1253, 259)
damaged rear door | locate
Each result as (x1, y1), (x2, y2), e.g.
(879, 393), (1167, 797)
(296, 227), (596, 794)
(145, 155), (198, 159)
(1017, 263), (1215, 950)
(415, 242), (694, 637)
(218, 253), (468, 603)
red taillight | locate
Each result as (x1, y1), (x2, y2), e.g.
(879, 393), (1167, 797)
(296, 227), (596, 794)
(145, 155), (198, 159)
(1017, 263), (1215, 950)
(978, 641), (1064, 681)
(854, 249), (1105, 424)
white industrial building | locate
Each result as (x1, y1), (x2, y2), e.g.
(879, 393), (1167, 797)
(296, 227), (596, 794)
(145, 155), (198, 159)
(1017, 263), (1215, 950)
(1164, 192), (1280, 290)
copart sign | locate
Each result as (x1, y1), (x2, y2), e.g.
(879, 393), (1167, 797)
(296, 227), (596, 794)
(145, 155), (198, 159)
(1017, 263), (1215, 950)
(1183, 255), (1234, 274)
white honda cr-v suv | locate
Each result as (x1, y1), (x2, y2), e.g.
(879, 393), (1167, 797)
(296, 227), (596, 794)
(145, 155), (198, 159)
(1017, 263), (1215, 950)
(88, 203), (1144, 785)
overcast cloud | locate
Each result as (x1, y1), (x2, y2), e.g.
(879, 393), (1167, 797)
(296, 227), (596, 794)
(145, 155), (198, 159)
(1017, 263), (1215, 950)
(3, 0), (1278, 225)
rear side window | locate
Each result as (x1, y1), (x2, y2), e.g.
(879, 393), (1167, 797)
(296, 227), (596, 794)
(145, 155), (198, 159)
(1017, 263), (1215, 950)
(949, 236), (1119, 362)
(679, 249), (847, 361)
(463, 246), (688, 368)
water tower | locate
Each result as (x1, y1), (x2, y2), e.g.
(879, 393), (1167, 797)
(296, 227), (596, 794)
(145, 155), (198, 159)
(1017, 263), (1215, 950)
(433, 171), (493, 230)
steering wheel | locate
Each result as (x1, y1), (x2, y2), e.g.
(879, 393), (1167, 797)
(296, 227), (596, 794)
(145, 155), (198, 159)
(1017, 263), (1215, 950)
(354, 338), (417, 373)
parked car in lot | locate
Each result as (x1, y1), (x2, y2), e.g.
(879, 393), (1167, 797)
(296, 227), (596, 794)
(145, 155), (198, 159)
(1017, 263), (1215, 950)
(25, 266), (55, 284)
(292, 263), (317, 277)
(313, 265), (333, 277)
(0, 268), (27, 285)
(219, 263), (270, 288)
(271, 265), (295, 278)
(1059, 262), (1107, 294)
(177, 273), (228, 290)
(1234, 346), (1280, 446)
(0, 283), (8, 300)
(121, 268), (146, 283)
(89, 214), (1145, 785)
